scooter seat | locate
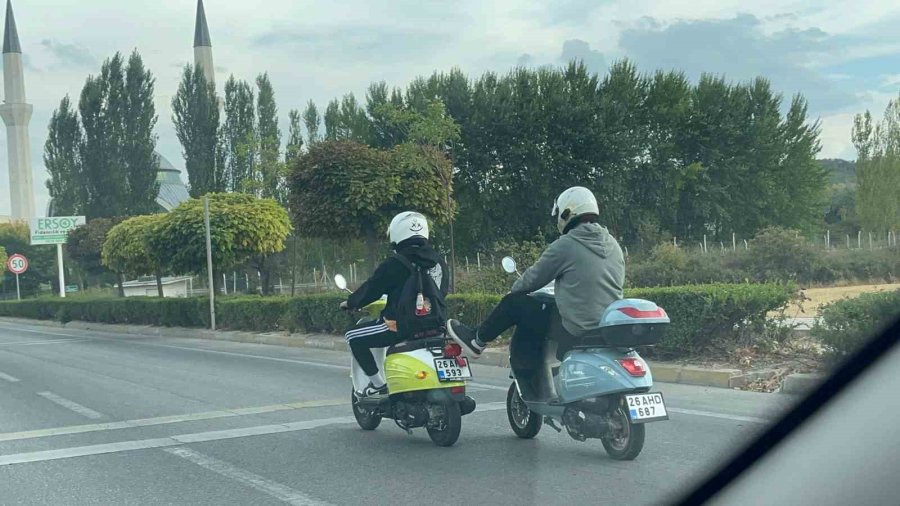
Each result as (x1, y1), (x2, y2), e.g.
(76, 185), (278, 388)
(386, 337), (445, 356)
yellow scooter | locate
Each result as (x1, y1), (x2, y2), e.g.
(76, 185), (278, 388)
(335, 274), (476, 447)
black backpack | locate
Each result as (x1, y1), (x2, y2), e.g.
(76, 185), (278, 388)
(392, 253), (448, 340)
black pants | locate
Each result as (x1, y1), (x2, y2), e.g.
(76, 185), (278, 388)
(345, 318), (403, 377)
(478, 292), (557, 371)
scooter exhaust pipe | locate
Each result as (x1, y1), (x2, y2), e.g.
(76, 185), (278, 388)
(460, 396), (476, 416)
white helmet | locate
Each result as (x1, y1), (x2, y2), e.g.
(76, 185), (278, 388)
(551, 186), (600, 234)
(387, 211), (429, 245)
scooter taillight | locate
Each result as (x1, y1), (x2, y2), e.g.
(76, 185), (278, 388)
(443, 342), (462, 358)
(617, 358), (647, 377)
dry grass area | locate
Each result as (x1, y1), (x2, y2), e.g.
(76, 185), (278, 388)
(786, 283), (900, 318)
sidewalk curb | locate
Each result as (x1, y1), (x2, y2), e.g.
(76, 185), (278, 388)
(781, 373), (826, 395)
(1, 317), (761, 390)
(647, 362), (742, 389)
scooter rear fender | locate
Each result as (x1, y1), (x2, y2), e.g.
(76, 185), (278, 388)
(557, 348), (653, 403)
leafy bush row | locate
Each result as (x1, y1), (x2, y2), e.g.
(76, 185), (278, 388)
(0, 283), (794, 358)
(459, 228), (899, 293)
(813, 289), (900, 356)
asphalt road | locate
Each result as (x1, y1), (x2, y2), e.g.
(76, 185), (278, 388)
(0, 320), (798, 506)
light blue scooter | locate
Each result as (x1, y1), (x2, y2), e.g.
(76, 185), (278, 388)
(500, 257), (670, 460)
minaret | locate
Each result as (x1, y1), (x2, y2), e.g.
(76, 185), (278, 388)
(1, 0), (34, 221)
(193, 0), (214, 88)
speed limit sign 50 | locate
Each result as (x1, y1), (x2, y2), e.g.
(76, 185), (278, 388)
(7, 254), (28, 274)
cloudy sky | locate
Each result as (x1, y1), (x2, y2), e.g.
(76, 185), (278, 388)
(2, 0), (899, 216)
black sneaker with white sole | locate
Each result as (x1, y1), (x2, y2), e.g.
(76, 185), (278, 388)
(447, 319), (485, 358)
(358, 382), (388, 399)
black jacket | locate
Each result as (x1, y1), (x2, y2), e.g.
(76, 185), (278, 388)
(346, 239), (449, 320)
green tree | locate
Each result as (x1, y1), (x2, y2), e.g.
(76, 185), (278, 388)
(147, 194), (291, 289)
(323, 99), (340, 140)
(290, 141), (396, 267)
(173, 64), (223, 196)
(290, 123), (456, 269)
(66, 218), (121, 289)
(44, 96), (85, 215)
(302, 100), (320, 145)
(310, 60), (826, 254)
(285, 109), (304, 165)
(222, 75), (256, 193)
(79, 60), (126, 218)
(122, 51), (161, 216)
(102, 214), (167, 297)
(852, 95), (900, 233)
(256, 73), (284, 203)
(52, 51), (160, 219)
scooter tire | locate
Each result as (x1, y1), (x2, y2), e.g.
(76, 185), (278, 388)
(601, 407), (645, 460)
(351, 390), (382, 431)
(507, 383), (542, 439)
(426, 401), (462, 447)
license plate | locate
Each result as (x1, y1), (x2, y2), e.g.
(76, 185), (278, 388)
(434, 358), (472, 381)
(625, 392), (668, 423)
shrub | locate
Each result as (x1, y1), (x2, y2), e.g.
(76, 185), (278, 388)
(0, 283), (794, 359)
(734, 227), (819, 283)
(628, 283), (795, 357)
(814, 289), (900, 356)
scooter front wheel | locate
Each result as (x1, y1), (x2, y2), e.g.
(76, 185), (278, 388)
(351, 390), (382, 430)
(507, 383), (542, 438)
(426, 401), (461, 447)
(601, 404), (645, 460)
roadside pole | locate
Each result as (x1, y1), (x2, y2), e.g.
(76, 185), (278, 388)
(7, 254), (27, 300)
(204, 196), (216, 331)
(56, 244), (66, 298)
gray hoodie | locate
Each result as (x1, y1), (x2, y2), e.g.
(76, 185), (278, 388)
(511, 222), (625, 335)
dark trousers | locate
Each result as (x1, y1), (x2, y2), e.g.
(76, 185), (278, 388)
(345, 318), (403, 376)
(478, 292), (557, 371)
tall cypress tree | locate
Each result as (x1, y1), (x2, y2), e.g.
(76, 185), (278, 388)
(285, 109), (303, 165)
(256, 73), (283, 202)
(44, 96), (84, 215)
(173, 64), (223, 197)
(222, 75), (256, 193)
(302, 100), (320, 145)
(123, 51), (160, 215)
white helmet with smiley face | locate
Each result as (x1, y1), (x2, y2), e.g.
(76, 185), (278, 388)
(387, 211), (430, 245)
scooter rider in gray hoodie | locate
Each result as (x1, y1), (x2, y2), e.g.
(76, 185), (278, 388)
(448, 187), (625, 362)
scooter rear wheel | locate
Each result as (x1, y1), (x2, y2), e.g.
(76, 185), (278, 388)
(351, 390), (382, 430)
(601, 404), (645, 460)
(426, 401), (461, 447)
(507, 383), (542, 439)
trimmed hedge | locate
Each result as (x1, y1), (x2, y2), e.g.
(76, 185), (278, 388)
(0, 283), (794, 358)
(813, 289), (900, 356)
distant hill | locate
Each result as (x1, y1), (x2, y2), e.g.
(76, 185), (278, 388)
(819, 158), (856, 185)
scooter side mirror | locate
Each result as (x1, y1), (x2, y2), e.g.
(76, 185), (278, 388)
(334, 274), (350, 292)
(501, 256), (518, 274)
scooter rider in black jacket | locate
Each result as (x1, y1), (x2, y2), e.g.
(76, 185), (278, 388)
(341, 212), (449, 398)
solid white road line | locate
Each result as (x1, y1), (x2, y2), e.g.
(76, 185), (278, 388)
(668, 407), (769, 424)
(0, 398), (347, 443)
(0, 338), (91, 346)
(0, 404), (511, 467)
(36, 391), (105, 420)
(0, 416), (356, 466)
(0, 370), (20, 382)
(164, 447), (333, 506)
